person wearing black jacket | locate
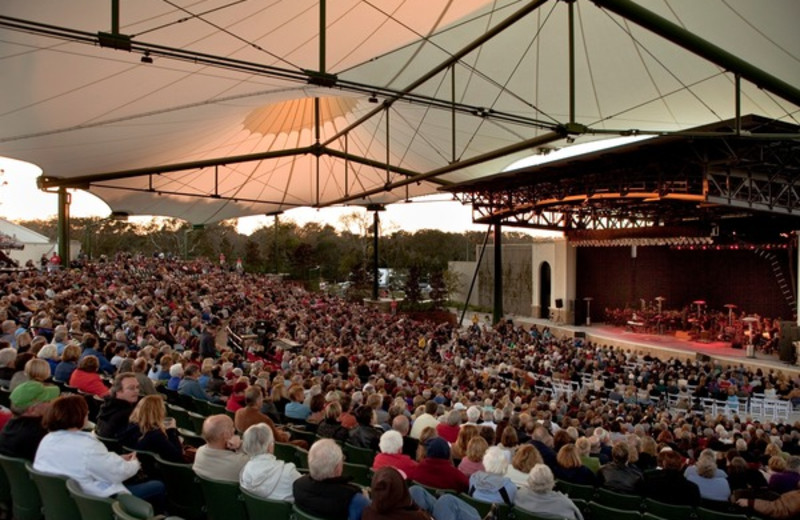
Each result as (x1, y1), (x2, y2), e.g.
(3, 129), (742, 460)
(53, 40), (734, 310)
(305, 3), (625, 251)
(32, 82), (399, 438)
(641, 449), (701, 506)
(95, 372), (140, 439)
(294, 439), (368, 520)
(348, 405), (382, 451)
(0, 381), (60, 460)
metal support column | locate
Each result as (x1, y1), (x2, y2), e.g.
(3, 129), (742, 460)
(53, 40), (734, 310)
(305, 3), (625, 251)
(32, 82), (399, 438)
(365, 204), (385, 300)
(459, 225), (493, 327)
(493, 223), (503, 324)
(57, 187), (70, 267)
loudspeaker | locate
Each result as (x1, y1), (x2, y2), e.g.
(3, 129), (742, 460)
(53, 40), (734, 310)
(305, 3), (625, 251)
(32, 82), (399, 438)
(779, 321), (799, 363)
(555, 298), (563, 309)
(696, 353), (711, 363)
(574, 331), (586, 339)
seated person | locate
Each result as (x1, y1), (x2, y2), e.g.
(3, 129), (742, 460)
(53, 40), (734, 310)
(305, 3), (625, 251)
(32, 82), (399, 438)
(120, 394), (184, 463)
(95, 372), (140, 439)
(0, 381), (59, 460)
(293, 439), (369, 520)
(348, 405), (381, 451)
(414, 437), (469, 493)
(597, 442), (643, 494)
(193, 414), (249, 482)
(469, 446), (517, 505)
(515, 464), (583, 520)
(240, 423), (302, 502)
(33, 395), (165, 508)
(372, 430), (419, 480)
(641, 449), (701, 506)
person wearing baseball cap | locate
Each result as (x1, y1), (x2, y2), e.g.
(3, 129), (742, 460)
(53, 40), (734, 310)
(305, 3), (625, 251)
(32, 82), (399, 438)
(0, 381), (60, 460)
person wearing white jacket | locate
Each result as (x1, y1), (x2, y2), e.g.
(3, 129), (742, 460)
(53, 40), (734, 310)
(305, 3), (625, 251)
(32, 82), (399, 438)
(240, 423), (301, 502)
(33, 395), (166, 505)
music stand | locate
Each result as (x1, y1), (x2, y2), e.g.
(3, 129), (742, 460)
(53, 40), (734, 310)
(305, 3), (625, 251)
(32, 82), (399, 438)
(723, 303), (737, 327)
(692, 300), (706, 317)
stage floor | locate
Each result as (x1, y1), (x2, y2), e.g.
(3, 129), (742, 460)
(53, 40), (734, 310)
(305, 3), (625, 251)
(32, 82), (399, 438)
(459, 311), (800, 376)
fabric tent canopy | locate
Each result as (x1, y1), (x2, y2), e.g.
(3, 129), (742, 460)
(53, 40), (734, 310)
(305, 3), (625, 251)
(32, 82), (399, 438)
(1, 0), (798, 225)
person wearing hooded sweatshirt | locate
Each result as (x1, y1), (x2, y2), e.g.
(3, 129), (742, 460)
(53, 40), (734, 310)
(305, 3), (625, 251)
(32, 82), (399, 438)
(239, 423), (301, 502)
(468, 446), (517, 505)
(363, 467), (432, 520)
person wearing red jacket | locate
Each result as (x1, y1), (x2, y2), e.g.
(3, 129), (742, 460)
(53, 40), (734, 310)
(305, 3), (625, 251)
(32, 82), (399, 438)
(412, 437), (469, 493)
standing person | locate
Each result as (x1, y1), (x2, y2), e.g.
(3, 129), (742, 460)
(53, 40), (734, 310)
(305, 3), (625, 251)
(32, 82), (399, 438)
(200, 318), (220, 359)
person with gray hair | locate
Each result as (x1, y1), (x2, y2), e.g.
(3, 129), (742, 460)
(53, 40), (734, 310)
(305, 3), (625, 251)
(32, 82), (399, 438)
(465, 405), (481, 426)
(468, 445), (516, 504)
(684, 449), (730, 503)
(293, 439), (369, 520)
(515, 464), (583, 520)
(239, 423), (301, 502)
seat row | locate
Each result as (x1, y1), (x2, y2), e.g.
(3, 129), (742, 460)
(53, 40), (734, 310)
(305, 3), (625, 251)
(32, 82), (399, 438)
(0, 451), (185, 520)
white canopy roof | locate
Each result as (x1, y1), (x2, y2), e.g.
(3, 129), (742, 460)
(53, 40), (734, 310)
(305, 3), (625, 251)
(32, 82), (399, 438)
(1, 0), (798, 225)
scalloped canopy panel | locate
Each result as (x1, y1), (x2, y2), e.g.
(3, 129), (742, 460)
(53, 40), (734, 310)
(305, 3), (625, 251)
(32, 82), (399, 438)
(0, 0), (798, 224)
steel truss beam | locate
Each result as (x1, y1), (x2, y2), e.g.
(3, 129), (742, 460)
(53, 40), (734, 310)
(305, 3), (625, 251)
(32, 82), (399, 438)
(454, 117), (800, 231)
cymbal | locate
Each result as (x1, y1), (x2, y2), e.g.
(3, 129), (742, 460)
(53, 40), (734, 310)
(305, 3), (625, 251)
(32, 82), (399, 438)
(723, 303), (737, 308)
(692, 300), (706, 305)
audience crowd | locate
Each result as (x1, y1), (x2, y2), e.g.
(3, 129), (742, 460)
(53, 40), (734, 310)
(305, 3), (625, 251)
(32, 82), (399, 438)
(0, 254), (799, 518)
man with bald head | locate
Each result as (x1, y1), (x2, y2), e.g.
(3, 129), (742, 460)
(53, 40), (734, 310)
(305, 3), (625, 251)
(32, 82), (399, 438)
(192, 414), (248, 482)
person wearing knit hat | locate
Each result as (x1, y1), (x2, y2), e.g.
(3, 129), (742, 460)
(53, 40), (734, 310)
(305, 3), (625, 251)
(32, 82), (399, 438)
(0, 381), (60, 460)
(413, 437), (469, 493)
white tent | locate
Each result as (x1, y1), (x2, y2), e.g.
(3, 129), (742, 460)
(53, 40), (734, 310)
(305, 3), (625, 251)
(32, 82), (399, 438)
(0, 218), (80, 266)
(1, 0), (797, 225)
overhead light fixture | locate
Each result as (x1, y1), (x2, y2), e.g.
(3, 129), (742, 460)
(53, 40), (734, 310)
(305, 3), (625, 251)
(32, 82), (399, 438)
(141, 51), (153, 64)
(368, 94), (378, 103)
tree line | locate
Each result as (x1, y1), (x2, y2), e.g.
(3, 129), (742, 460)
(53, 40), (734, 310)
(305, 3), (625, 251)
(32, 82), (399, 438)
(18, 214), (533, 302)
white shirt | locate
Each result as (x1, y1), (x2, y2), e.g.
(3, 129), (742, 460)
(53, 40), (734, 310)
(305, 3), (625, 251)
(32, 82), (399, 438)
(34, 430), (140, 497)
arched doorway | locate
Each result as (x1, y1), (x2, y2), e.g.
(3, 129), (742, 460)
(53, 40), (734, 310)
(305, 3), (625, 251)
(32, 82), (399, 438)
(539, 262), (551, 319)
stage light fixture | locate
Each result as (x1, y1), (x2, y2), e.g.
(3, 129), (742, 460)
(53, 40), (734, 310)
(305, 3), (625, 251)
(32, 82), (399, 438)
(141, 51), (153, 64)
(368, 94), (378, 103)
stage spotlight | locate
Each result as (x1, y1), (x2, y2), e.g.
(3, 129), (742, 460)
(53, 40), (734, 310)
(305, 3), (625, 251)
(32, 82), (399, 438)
(141, 51), (153, 64)
(368, 94), (378, 103)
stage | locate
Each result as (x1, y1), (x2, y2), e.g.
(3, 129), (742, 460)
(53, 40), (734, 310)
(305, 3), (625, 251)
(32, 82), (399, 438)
(459, 311), (800, 376)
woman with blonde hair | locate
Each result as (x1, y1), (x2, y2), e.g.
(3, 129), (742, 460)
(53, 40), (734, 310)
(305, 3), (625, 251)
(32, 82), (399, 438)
(416, 426), (438, 462)
(121, 394), (184, 463)
(506, 444), (543, 488)
(458, 436), (488, 477)
(451, 424), (479, 462)
(11, 358), (52, 390)
(554, 443), (596, 486)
